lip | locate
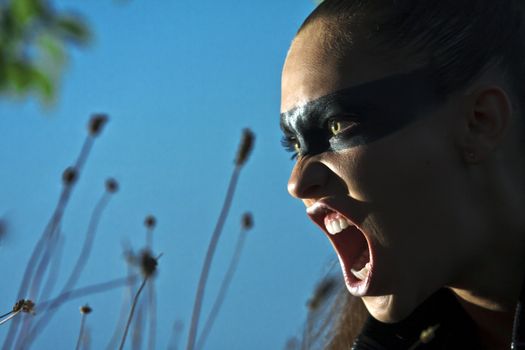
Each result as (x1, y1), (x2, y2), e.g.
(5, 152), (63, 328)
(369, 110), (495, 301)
(306, 198), (375, 296)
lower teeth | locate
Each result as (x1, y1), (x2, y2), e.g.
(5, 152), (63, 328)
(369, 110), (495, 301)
(351, 262), (370, 281)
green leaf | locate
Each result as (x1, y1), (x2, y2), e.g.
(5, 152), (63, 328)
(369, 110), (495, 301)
(32, 68), (54, 103)
(6, 60), (33, 92)
(38, 34), (65, 64)
(54, 15), (91, 44)
(10, 0), (40, 25)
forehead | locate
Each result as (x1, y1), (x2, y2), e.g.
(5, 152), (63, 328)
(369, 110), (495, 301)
(281, 26), (421, 113)
(281, 68), (434, 120)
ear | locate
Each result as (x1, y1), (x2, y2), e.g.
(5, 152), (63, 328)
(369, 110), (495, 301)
(459, 86), (513, 163)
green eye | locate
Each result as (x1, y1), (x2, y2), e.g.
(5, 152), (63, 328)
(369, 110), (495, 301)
(294, 142), (301, 153)
(329, 119), (355, 136)
(329, 120), (342, 135)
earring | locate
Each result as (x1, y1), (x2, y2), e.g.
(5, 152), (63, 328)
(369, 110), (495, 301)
(465, 150), (477, 163)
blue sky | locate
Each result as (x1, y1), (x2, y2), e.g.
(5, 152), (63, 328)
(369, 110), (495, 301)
(0, 1), (340, 349)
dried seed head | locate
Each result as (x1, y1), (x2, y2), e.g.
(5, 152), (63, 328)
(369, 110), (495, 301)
(105, 178), (119, 193)
(62, 167), (78, 185)
(0, 218), (7, 242)
(420, 324), (440, 343)
(80, 304), (92, 314)
(241, 212), (253, 230)
(235, 128), (255, 166)
(144, 215), (156, 229)
(140, 249), (158, 277)
(307, 277), (337, 311)
(123, 248), (136, 265)
(21, 300), (35, 314)
(12, 300), (25, 312)
(285, 337), (300, 350)
(88, 114), (108, 136)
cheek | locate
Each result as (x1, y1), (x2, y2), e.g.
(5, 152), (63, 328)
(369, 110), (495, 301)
(335, 123), (467, 257)
(335, 125), (453, 210)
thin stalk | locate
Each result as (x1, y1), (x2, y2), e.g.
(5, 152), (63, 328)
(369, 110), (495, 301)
(196, 227), (248, 350)
(407, 340), (422, 350)
(17, 275), (137, 349)
(185, 166), (241, 350)
(0, 310), (14, 320)
(3, 135), (94, 350)
(147, 282), (157, 350)
(63, 193), (110, 292)
(74, 135), (95, 172)
(131, 298), (145, 350)
(146, 228), (153, 249)
(144, 222), (157, 350)
(0, 311), (21, 326)
(7, 187), (71, 350)
(41, 275), (137, 311)
(106, 265), (136, 350)
(167, 321), (184, 350)
(301, 312), (313, 350)
(75, 313), (87, 350)
(28, 134), (94, 302)
(38, 233), (65, 304)
(119, 277), (148, 350)
(20, 191), (112, 348)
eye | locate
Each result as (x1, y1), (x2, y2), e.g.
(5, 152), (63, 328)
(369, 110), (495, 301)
(328, 119), (356, 136)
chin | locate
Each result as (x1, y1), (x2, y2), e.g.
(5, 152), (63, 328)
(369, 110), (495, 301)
(361, 293), (422, 323)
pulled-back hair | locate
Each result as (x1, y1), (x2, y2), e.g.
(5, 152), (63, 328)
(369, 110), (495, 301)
(298, 0), (525, 112)
(294, 1), (525, 348)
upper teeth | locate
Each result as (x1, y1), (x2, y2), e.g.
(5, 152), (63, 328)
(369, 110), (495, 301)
(326, 217), (350, 235)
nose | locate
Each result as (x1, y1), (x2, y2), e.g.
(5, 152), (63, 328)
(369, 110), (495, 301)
(287, 157), (330, 199)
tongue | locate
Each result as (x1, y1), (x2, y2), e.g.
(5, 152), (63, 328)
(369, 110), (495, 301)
(352, 249), (370, 271)
(327, 226), (368, 277)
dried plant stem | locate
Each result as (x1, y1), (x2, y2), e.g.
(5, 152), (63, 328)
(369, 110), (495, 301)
(302, 311), (314, 350)
(131, 299), (145, 350)
(0, 310), (14, 320)
(15, 275), (137, 349)
(39, 233), (65, 303)
(147, 282), (157, 350)
(119, 277), (148, 350)
(29, 135), (94, 301)
(106, 267), (136, 350)
(3, 188), (71, 350)
(40, 275), (137, 312)
(74, 136), (95, 173)
(3, 135), (95, 350)
(196, 227), (248, 350)
(185, 165), (241, 350)
(0, 311), (21, 326)
(147, 228), (154, 249)
(75, 313), (88, 350)
(63, 192), (110, 291)
(29, 213), (67, 299)
(167, 321), (184, 350)
(19, 191), (112, 348)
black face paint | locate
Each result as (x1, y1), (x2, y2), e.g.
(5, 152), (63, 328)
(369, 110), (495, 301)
(280, 68), (440, 159)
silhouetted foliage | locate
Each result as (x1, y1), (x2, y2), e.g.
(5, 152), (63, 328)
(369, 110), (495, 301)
(0, 0), (90, 105)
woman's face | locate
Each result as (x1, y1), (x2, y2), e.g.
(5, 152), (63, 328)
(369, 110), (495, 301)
(280, 27), (489, 322)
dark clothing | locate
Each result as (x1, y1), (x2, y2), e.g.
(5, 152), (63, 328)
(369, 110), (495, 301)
(352, 287), (525, 350)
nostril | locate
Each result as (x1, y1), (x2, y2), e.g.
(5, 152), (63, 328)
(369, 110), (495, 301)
(287, 181), (321, 199)
(287, 159), (329, 199)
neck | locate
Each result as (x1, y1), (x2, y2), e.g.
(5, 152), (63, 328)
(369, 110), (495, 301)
(451, 290), (515, 350)
(449, 251), (525, 350)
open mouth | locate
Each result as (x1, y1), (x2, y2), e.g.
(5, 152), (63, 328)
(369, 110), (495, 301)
(307, 201), (373, 296)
